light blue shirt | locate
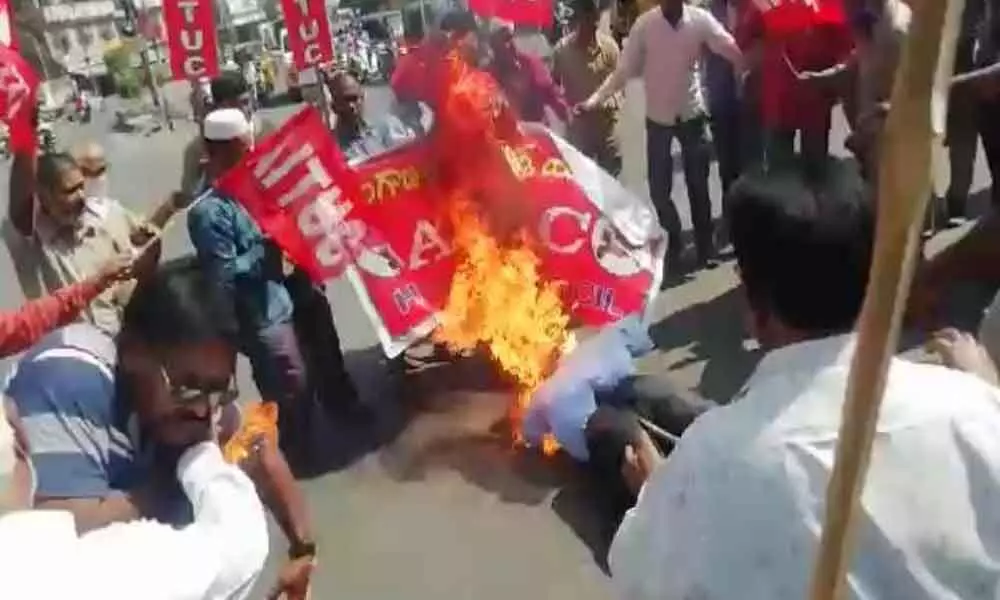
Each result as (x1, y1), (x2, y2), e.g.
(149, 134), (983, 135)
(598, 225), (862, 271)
(523, 315), (655, 460)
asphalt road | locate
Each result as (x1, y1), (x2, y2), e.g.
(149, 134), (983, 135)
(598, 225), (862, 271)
(0, 80), (995, 599)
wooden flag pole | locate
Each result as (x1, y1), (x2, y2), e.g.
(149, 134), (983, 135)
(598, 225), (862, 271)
(807, 0), (964, 597)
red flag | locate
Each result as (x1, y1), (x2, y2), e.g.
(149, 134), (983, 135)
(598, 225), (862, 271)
(215, 107), (362, 282)
(468, 0), (552, 27)
(162, 0), (219, 81)
(0, 0), (16, 50)
(278, 0), (334, 72)
(759, 0), (846, 37)
(0, 45), (39, 152)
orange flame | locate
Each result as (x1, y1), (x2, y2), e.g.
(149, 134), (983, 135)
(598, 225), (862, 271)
(427, 50), (577, 456)
(222, 401), (279, 464)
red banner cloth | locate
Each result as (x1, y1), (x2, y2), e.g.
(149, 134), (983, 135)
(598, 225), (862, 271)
(467, 0), (553, 27)
(0, 45), (39, 152)
(279, 0), (335, 72)
(0, 0), (16, 50)
(162, 0), (219, 81)
(344, 128), (662, 354)
(737, 0), (851, 131)
(214, 110), (664, 358)
(215, 107), (363, 282)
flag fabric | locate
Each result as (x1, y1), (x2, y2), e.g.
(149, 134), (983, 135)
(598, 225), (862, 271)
(214, 107), (363, 282)
(0, 44), (39, 153)
(344, 124), (666, 356)
(278, 0), (335, 72)
(162, 0), (220, 80)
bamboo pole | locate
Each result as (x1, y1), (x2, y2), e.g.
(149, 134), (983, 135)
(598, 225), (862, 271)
(807, 0), (964, 597)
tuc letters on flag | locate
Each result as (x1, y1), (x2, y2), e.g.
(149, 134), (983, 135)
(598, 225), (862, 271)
(279, 0), (335, 71)
(162, 0), (220, 80)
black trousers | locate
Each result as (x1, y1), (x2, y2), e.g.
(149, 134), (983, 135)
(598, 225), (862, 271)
(979, 97), (1000, 208)
(646, 117), (715, 259)
(284, 270), (360, 414)
(583, 373), (714, 511)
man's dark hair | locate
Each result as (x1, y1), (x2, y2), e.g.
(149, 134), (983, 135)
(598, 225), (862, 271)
(439, 10), (478, 34)
(36, 152), (78, 192)
(728, 158), (874, 334)
(122, 256), (238, 347)
(210, 71), (248, 106)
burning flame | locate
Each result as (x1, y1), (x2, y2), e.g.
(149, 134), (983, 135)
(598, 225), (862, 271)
(434, 196), (571, 454)
(222, 401), (279, 464)
(427, 50), (578, 456)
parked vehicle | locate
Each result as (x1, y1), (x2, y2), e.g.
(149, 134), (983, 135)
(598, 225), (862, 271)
(37, 122), (56, 153)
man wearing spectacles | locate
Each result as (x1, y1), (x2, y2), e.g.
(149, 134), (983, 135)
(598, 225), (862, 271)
(2, 258), (317, 599)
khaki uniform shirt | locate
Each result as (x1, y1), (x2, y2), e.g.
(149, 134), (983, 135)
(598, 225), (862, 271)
(553, 32), (624, 159)
(2, 197), (140, 336)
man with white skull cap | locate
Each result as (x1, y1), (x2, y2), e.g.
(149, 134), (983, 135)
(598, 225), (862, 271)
(187, 107), (320, 467)
(0, 386), (268, 598)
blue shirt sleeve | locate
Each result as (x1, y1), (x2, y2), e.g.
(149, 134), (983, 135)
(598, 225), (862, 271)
(187, 199), (267, 288)
(5, 355), (118, 499)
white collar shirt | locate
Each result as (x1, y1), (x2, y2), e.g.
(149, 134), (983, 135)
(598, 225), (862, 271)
(609, 333), (1000, 600)
(619, 5), (736, 125)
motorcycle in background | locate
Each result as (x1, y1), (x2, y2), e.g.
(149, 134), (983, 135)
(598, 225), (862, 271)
(37, 121), (56, 153)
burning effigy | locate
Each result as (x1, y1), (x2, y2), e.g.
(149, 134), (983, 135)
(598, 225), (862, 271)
(212, 45), (667, 455)
(351, 49), (667, 453)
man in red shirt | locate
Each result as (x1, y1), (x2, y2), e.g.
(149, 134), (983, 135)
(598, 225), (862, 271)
(390, 10), (481, 107)
(737, 0), (852, 179)
(0, 252), (132, 358)
(488, 23), (571, 124)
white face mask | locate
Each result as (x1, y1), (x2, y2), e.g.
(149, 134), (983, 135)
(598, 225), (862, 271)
(84, 175), (108, 200)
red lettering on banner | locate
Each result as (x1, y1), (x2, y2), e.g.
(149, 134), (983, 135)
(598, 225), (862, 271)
(279, 0), (334, 71)
(163, 0), (219, 80)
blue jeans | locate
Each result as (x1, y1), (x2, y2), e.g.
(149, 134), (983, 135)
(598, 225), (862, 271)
(646, 116), (715, 259)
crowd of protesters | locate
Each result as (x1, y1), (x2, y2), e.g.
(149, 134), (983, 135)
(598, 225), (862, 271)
(2, 0), (1000, 598)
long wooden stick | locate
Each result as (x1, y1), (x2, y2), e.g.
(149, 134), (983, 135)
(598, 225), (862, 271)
(807, 0), (964, 597)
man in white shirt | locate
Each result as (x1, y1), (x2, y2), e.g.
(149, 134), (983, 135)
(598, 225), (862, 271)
(0, 328), (269, 598)
(579, 0), (742, 273)
(610, 159), (1000, 599)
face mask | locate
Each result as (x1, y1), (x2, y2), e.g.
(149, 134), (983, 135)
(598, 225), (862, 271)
(84, 175), (108, 199)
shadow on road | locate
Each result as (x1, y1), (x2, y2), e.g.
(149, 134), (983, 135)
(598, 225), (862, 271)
(291, 344), (411, 478)
(649, 284), (763, 403)
(371, 354), (617, 568)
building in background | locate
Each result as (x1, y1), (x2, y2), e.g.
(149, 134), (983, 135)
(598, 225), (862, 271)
(40, 0), (162, 80)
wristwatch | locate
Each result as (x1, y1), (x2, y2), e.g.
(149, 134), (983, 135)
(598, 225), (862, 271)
(289, 539), (317, 560)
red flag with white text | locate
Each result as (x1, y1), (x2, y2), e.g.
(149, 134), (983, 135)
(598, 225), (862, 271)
(162, 0), (220, 81)
(223, 114), (665, 357)
(468, 0), (553, 27)
(279, 0), (335, 72)
(215, 107), (363, 282)
(344, 125), (665, 355)
(0, 44), (39, 152)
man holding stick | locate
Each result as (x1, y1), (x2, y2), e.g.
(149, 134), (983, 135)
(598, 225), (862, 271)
(610, 161), (1000, 599)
